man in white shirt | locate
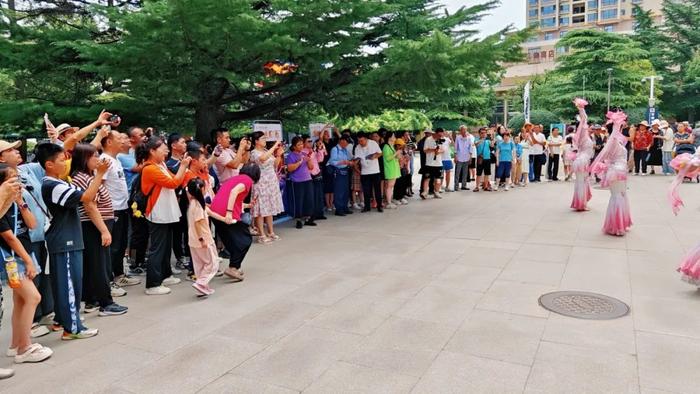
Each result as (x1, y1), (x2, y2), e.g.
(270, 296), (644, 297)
(454, 126), (472, 191)
(546, 127), (563, 181)
(421, 128), (445, 199)
(354, 132), (383, 212)
(101, 131), (141, 290)
(660, 120), (675, 175)
(530, 125), (547, 182)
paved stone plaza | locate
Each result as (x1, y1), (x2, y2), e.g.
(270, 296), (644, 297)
(1, 175), (699, 393)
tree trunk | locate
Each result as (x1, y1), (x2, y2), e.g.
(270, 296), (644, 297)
(195, 104), (224, 145)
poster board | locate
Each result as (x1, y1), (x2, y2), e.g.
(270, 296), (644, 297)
(253, 120), (283, 141)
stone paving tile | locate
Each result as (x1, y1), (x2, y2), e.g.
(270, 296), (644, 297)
(394, 284), (481, 327)
(445, 310), (546, 366)
(115, 335), (262, 394)
(524, 341), (640, 393)
(341, 343), (439, 378)
(636, 331), (700, 394)
(356, 270), (432, 299)
(198, 375), (299, 394)
(364, 316), (457, 353)
(498, 259), (566, 286)
(433, 264), (502, 293)
(542, 314), (637, 355)
(633, 294), (700, 339)
(455, 246), (517, 268)
(229, 326), (360, 391)
(476, 280), (556, 318)
(308, 292), (405, 335)
(304, 361), (418, 393)
(412, 351), (531, 394)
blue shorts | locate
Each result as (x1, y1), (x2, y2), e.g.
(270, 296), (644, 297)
(0, 251), (40, 284)
(442, 160), (454, 170)
(496, 161), (513, 179)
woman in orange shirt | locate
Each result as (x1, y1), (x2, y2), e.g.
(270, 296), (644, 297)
(137, 137), (191, 296)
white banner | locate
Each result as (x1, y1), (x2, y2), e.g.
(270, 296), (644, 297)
(523, 81), (531, 123)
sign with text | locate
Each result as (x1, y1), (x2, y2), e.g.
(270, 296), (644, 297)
(309, 123), (335, 142)
(253, 120), (283, 141)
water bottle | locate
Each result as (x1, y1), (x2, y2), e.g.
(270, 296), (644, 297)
(5, 256), (21, 289)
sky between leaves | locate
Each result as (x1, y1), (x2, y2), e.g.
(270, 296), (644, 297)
(442, 0), (525, 37)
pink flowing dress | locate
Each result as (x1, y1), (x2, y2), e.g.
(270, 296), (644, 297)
(570, 101), (594, 211)
(668, 152), (700, 286)
(590, 111), (632, 236)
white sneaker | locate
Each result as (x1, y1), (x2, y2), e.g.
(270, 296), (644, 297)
(433, 193), (442, 199)
(14, 344), (52, 364)
(0, 367), (13, 380)
(145, 285), (171, 295)
(30, 323), (50, 338)
(493, 185), (498, 191)
(114, 275), (141, 287)
(386, 203), (398, 209)
(163, 276), (181, 286)
(171, 266), (182, 275)
(110, 283), (127, 297)
(505, 185), (510, 191)
(353, 203), (362, 210)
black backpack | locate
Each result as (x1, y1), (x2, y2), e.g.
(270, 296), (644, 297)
(128, 164), (154, 218)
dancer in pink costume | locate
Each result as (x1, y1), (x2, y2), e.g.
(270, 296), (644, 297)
(668, 150), (700, 286)
(590, 110), (632, 236)
(569, 98), (594, 211)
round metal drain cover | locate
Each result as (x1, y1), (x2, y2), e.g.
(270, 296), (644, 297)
(538, 291), (630, 320)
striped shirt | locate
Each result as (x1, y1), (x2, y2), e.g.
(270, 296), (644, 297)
(71, 172), (114, 221)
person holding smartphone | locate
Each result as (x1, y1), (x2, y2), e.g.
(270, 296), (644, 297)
(285, 137), (316, 228)
(354, 132), (383, 212)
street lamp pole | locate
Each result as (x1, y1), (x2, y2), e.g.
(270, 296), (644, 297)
(642, 75), (663, 107)
(642, 75), (663, 123)
(606, 68), (613, 111)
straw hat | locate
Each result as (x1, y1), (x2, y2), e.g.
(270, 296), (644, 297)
(55, 123), (79, 137)
(638, 120), (650, 128)
(0, 140), (21, 153)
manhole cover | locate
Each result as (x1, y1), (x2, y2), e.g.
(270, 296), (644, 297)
(538, 291), (630, 320)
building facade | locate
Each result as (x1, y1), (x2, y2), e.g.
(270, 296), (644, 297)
(492, 0), (663, 124)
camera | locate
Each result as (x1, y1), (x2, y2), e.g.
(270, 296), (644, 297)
(109, 114), (120, 124)
(433, 137), (445, 160)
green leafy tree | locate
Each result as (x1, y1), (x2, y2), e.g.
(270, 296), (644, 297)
(0, 0), (527, 141)
(514, 30), (657, 121)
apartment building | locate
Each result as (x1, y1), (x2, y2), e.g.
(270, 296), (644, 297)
(492, 0), (662, 124)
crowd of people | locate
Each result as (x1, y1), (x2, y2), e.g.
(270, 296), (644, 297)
(0, 107), (697, 379)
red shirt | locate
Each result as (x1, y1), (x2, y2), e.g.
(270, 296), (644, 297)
(210, 175), (253, 221)
(633, 130), (652, 150)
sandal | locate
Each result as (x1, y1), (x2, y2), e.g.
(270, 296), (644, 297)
(249, 227), (260, 236)
(14, 343), (52, 364)
(269, 233), (281, 241)
(258, 236), (273, 245)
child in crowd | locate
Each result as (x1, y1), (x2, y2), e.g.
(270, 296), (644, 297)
(0, 164), (52, 364)
(513, 135), (523, 187)
(519, 131), (530, 187)
(495, 132), (516, 191)
(38, 143), (109, 340)
(186, 178), (229, 296)
(563, 135), (574, 181)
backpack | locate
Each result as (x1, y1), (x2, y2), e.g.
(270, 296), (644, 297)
(128, 164), (154, 218)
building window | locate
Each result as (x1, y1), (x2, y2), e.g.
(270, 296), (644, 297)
(560, 4), (570, 13)
(573, 4), (586, 13)
(560, 30), (568, 37)
(541, 5), (556, 15)
(588, 0), (599, 9)
(529, 0), (539, 5)
(544, 32), (555, 40)
(540, 17), (556, 27)
(559, 17), (570, 25)
(573, 15), (586, 23)
(601, 0), (618, 5)
(620, 9), (625, 15)
(601, 9), (618, 19)
(588, 12), (598, 21)
(604, 25), (614, 32)
(529, 9), (539, 17)
(548, 50), (555, 58)
(556, 46), (569, 54)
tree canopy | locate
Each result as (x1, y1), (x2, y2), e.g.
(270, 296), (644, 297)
(0, 0), (528, 140)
